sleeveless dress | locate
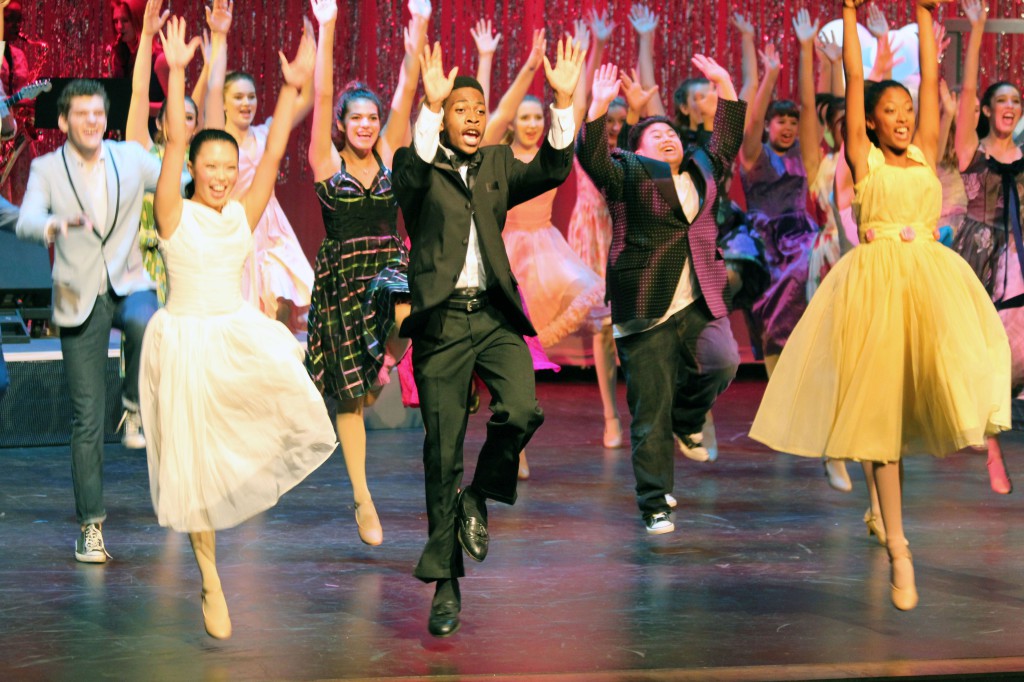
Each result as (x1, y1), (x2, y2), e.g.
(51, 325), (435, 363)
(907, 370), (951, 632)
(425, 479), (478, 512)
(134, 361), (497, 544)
(749, 145), (1011, 461)
(567, 159), (613, 282)
(502, 150), (605, 348)
(139, 200), (337, 532)
(232, 121), (315, 327)
(951, 147), (1024, 392)
(305, 153), (410, 402)
(741, 142), (819, 356)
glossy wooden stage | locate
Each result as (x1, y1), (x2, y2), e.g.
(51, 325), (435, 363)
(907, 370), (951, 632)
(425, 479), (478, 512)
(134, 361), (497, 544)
(2, 374), (1023, 681)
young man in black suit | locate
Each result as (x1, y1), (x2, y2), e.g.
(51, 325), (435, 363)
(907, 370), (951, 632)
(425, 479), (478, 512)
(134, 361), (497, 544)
(391, 40), (584, 637)
(577, 60), (747, 536)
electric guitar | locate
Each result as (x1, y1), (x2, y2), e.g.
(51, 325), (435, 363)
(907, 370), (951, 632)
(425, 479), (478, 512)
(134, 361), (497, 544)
(2, 79), (52, 110)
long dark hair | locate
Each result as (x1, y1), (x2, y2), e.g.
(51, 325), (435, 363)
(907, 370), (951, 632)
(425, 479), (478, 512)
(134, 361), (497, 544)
(184, 129), (239, 198)
(977, 80), (1021, 139)
(332, 81), (383, 151)
(673, 77), (710, 132)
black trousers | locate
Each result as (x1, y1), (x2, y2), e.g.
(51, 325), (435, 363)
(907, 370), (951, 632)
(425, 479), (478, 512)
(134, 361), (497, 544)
(411, 302), (544, 582)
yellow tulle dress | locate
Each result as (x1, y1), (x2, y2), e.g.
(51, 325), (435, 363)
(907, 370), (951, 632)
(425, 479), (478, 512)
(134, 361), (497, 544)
(749, 145), (1011, 462)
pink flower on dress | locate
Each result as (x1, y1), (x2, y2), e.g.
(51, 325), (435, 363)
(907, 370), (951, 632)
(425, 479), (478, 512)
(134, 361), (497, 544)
(900, 226), (916, 241)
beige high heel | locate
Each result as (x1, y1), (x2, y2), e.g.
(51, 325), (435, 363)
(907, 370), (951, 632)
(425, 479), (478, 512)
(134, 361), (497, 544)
(887, 539), (918, 611)
(863, 507), (886, 546)
(603, 417), (623, 449)
(355, 500), (383, 546)
(518, 450), (530, 480)
(201, 588), (232, 639)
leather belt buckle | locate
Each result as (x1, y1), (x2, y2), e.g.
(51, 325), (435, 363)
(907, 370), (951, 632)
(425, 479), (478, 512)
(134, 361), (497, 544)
(464, 297), (485, 313)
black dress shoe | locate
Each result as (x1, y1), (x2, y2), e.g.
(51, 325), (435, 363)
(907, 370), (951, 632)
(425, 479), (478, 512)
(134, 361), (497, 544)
(428, 600), (461, 637)
(457, 489), (489, 562)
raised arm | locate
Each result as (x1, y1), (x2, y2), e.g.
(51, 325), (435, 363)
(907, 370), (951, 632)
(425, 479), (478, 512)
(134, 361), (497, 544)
(190, 31), (213, 130)
(481, 28), (545, 145)
(913, 0), (941, 167)
(242, 32), (316, 228)
(154, 16), (201, 240)
(842, 0), (871, 183)
(740, 43), (781, 169)
(731, 12), (759, 104)
(794, 9), (823, 182)
(937, 78), (957, 164)
(470, 17), (499, 110)
(570, 18), (592, 131)
(955, 0), (985, 170)
(630, 3), (666, 117)
(126, 0), (169, 149)
(620, 68), (659, 126)
(816, 31), (844, 96)
(202, 0), (232, 131)
(573, 9), (613, 129)
(378, 0), (431, 166)
(579, 64), (625, 198)
(308, 0), (340, 181)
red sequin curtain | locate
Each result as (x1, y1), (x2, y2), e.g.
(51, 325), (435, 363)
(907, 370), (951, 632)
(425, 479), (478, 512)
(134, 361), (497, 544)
(7, 0), (1024, 256)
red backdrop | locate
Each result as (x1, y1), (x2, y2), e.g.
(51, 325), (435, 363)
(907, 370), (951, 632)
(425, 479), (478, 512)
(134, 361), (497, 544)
(6, 0), (1024, 258)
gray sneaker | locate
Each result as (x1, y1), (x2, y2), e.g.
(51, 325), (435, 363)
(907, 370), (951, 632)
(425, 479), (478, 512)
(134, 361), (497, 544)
(118, 409), (146, 449)
(644, 512), (675, 535)
(75, 523), (111, 563)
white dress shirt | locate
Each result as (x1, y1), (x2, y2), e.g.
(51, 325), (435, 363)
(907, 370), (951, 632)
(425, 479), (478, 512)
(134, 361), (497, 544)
(412, 102), (576, 290)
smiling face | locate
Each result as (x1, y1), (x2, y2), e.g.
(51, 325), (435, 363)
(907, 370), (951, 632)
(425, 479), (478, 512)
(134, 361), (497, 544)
(59, 94), (108, 159)
(606, 103), (627, 147)
(511, 99), (545, 149)
(339, 97), (381, 153)
(157, 100), (199, 143)
(224, 78), (258, 131)
(868, 85), (915, 151)
(983, 84), (1023, 138)
(767, 114), (799, 152)
(636, 122), (683, 170)
(442, 87), (488, 154)
(187, 140), (239, 211)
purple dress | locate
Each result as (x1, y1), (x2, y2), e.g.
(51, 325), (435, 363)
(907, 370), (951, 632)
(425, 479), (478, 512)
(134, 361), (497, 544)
(741, 142), (817, 357)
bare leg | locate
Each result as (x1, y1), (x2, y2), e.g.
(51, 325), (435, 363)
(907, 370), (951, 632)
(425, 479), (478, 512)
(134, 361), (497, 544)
(873, 460), (917, 610)
(987, 434), (1012, 494)
(337, 398), (382, 546)
(518, 450), (529, 479)
(593, 326), (622, 448)
(189, 531), (231, 639)
(862, 461), (886, 545)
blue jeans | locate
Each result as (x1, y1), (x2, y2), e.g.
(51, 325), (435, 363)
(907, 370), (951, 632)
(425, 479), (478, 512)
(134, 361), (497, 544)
(616, 300), (739, 517)
(60, 290), (157, 525)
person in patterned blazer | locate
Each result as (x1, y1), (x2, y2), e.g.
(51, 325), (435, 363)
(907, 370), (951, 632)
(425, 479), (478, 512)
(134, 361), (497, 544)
(577, 59), (746, 535)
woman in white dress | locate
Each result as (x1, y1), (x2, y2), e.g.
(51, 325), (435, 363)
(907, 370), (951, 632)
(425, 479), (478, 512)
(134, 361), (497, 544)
(141, 18), (335, 640)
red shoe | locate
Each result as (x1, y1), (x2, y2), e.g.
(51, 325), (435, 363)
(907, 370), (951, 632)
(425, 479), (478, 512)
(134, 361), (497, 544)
(988, 453), (1013, 495)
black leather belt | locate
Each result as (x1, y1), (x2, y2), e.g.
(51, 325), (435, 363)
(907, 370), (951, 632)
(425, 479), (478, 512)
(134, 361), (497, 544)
(446, 289), (489, 313)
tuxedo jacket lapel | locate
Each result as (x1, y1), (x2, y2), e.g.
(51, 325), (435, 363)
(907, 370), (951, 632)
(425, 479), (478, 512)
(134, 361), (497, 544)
(638, 155), (684, 223)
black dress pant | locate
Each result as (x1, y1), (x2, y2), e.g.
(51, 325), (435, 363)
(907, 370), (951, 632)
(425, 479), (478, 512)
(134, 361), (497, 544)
(411, 302), (543, 582)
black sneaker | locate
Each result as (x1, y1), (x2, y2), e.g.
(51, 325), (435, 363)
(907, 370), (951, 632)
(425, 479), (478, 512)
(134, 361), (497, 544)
(644, 512), (675, 535)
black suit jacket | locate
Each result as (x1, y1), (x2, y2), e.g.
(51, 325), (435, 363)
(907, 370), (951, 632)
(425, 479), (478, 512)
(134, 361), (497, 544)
(392, 137), (573, 338)
(576, 99), (746, 324)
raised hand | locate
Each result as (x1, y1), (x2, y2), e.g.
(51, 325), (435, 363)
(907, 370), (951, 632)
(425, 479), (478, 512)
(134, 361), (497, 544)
(572, 18), (591, 55)
(758, 44), (781, 75)
(419, 42), (458, 109)
(142, 0), (169, 38)
(525, 28), (547, 71)
(793, 9), (820, 45)
(961, 0), (986, 25)
(591, 63), (621, 111)
(815, 31), (842, 62)
(934, 21), (951, 60)
(159, 15), (202, 71)
(309, 0), (337, 25)
(470, 18), (501, 56)
(730, 12), (755, 36)
(629, 4), (658, 36)
(408, 0), (431, 20)
(588, 8), (617, 43)
(280, 31), (315, 89)
(206, 0), (233, 34)
(939, 79), (958, 116)
(692, 53), (737, 100)
(865, 3), (889, 38)
(620, 68), (658, 112)
(543, 37), (586, 106)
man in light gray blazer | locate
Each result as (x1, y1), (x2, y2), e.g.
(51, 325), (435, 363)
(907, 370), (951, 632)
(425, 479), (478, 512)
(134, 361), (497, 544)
(17, 79), (161, 564)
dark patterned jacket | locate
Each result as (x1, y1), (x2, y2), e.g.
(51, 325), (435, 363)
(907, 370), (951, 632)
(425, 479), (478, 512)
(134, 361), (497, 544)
(577, 99), (746, 324)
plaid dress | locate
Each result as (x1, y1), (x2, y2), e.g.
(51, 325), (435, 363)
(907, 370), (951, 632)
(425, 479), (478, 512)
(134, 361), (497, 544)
(306, 153), (410, 401)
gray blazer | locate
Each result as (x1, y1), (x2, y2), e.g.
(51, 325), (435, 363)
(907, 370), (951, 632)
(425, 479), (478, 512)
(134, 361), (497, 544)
(17, 140), (161, 328)
(0, 197), (17, 233)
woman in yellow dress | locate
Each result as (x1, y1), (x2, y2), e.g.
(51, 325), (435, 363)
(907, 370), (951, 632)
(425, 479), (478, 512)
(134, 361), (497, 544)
(749, 0), (1011, 611)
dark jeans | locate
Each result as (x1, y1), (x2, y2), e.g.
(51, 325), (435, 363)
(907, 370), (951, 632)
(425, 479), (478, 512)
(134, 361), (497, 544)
(616, 299), (739, 517)
(60, 290), (158, 525)
(411, 303), (544, 582)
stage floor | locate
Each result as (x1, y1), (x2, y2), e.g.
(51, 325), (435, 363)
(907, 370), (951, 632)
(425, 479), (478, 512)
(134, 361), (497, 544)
(2, 376), (1023, 681)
